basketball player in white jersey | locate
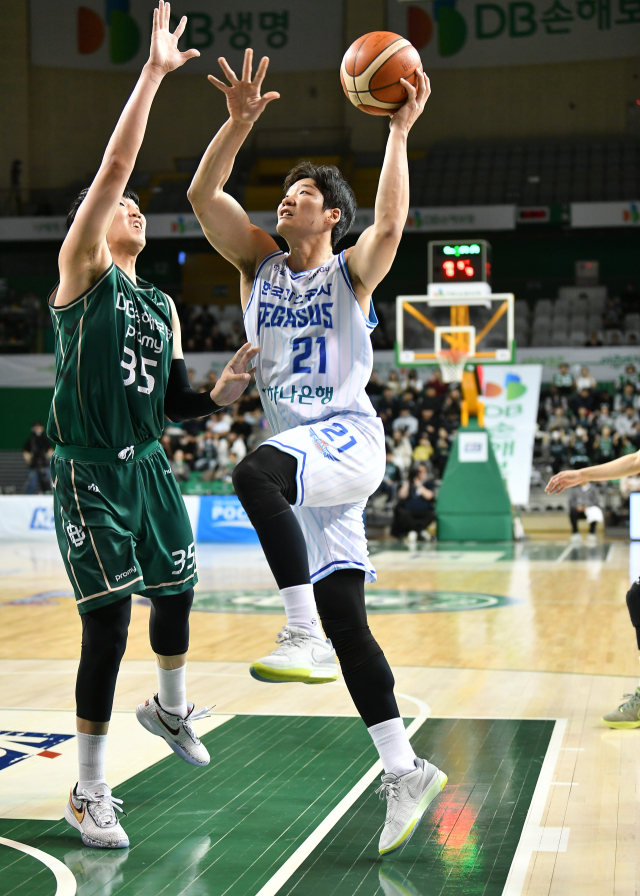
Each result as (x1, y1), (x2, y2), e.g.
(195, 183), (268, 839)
(548, 454), (640, 728)
(188, 49), (446, 854)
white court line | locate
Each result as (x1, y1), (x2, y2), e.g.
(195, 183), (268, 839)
(556, 544), (576, 563)
(253, 700), (431, 896)
(0, 836), (76, 896)
(502, 718), (569, 896)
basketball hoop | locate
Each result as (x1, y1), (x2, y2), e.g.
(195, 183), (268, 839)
(437, 349), (469, 383)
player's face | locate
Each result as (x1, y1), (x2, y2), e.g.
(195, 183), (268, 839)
(276, 179), (339, 243)
(106, 197), (146, 255)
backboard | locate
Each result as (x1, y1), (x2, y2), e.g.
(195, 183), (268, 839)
(395, 294), (515, 367)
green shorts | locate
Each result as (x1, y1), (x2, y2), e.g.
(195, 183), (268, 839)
(51, 441), (197, 614)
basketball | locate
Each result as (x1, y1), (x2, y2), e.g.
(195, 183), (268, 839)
(340, 31), (423, 116)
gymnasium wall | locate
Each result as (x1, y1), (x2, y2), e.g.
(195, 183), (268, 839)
(1, 0), (638, 191)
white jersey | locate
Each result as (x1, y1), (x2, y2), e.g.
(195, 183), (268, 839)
(244, 250), (377, 434)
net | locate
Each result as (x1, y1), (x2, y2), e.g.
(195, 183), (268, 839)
(437, 349), (469, 384)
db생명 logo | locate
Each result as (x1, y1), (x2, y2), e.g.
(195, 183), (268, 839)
(406, 1), (467, 58)
(485, 373), (527, 400)
(78, 1), (140, 64)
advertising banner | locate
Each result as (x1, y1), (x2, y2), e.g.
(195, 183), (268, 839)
(0, 496), (56, 541)
(571, 201), (640, 228)
(481, 364), (542, 506)
(388, 0), (640, 69)
(196, 495), (259, 543)
(30, 0), (343, 73)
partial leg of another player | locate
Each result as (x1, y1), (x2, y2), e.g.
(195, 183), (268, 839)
(603, 578), (640, 728)
(314, 569), (447, 855)
(67, 589), (208, 849)
(232, 447), (338, 684)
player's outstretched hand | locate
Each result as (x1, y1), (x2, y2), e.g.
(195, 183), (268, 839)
(389, 70), (431, 133)
(208, 48), (280, 123)
(211, 342), (260, 407)
(149, 1), (200, 75)
(545, 469), (583, 494)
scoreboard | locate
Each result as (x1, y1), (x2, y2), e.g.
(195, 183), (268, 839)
(428, 240), (491, 288)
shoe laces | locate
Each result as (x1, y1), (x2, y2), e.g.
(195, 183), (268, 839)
(81, 789), (126, 826)
(619, 691), (640, 711)
(375, 775), (400, 803)
(183, 705), (212, 744)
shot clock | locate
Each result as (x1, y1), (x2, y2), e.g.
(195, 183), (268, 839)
(428, 240), (492, 291)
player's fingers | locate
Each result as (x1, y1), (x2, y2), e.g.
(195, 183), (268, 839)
(173, 15), (187, 40)
(254, 56), (270, 88)
(218, 57), (239, 84)
(261, 92), (281, 106)
(181, 49), (200, 61)
(400, 78), (417, 102)
(208, 74), (231, 92)
(164, 1), (170, 30)
(242, 47), (253, 82)
(152, 7), (158, 32)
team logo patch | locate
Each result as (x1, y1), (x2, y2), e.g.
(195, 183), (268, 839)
(118, 445), (134, 461)
(309, 427), (338, 461)
(66, 522), (85, 547)
(87, 483), (100, 493)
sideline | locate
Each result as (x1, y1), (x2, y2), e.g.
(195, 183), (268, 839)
(502, 718), (569, 896)
(0, 836), (77, 896)
(253, 698), (431, 896)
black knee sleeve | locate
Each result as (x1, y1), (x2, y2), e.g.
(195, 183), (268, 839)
(232, 447), (298, 526)
(314, 570), (399, 727)
(627, 579), (640, 649)
(76, 596), (131, 723)
(149, 587), (194, 656)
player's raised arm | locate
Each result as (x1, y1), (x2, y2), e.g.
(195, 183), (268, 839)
(346, 71), (430, 309)
(58, 2), (199, 301)
(187, 49), (280, 289)
(546, 450), (640, 494)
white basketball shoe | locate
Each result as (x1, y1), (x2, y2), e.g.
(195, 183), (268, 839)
(376, 758), (447, 855)
(135, 694), (211, 766)
(249, 625), (338, 684)
(64, 785), (129, 850)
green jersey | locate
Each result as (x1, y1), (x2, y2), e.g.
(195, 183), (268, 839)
(47, 264), (173, 449)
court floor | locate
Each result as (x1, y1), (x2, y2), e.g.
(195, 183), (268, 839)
(0, 537), (639, 896)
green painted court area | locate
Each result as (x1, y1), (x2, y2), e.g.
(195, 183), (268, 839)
(0, 716), (554, 896)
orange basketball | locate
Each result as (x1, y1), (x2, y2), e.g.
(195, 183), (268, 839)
(340, 31), (423, 116)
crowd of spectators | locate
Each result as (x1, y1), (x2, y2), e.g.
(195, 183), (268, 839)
(537, 363), (640, 486)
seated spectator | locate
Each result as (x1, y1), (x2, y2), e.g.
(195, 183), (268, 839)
(543, 385), (568, 417)
(553, 363), (574, 396)
(593, 403), (614, 431)
(392, 406), (419, 440)
(402, 368), (423, 393)
(210, 409), (232, 434)
(616, 433), (637, 456)
(421, 384), (444, 414)
(425, 368), (448, 396)
(194, 431), (219, 480)
(378, 386), (399, 418)
(209, 324), (227, 352)
(585, 331), (603, 347)
(390, 428), (413, 473)
(202, 370), (218, 392)
(567, 478), (603, 544)
(614, 382), (640, 413)
(372, 450), (402, 507)
(22, 420), (52, 494)
(391, 463), (436, 542)
(433, 427), (452, 477)
(417, 407), (439, 440)
(226, 431), (247, 463)
(573, 406), (593, 433)
(616, 363), (640, 393)
(386, 370), (403, 395)
(412, 433), (434, 463)
(571, 387), (596, 415)
(170, 449), (190, 483)
(547, 406), (570, 432)
(614, 405), (639, 437)
(365, 369), (385, 409)
(548, 430), (567, 473)
(569, 426), (591, 467)
(592, 426), (615, 463)
(575, 366), (596, 392)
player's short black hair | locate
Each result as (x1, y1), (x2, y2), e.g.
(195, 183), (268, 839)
(66, 186), (140, 230)
(283, 162), (357, 249)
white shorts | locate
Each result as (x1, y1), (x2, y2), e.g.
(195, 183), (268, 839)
(262, 414), (386, 584)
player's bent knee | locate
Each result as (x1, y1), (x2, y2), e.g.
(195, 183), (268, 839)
(149, 588), (194, 656)
(232, 447), (298, 525)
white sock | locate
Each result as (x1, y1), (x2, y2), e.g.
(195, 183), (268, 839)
(76, 732), (108, 795)
(157, 664), (188, 718)
(368, 718), (417, 777)
(280, 584), (323, 639)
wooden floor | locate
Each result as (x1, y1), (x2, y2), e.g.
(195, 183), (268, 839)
(0, 535), (639, 895)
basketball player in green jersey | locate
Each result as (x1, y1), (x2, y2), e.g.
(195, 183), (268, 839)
(49, 3), (258, 849)
(548, 456), (640, 728)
